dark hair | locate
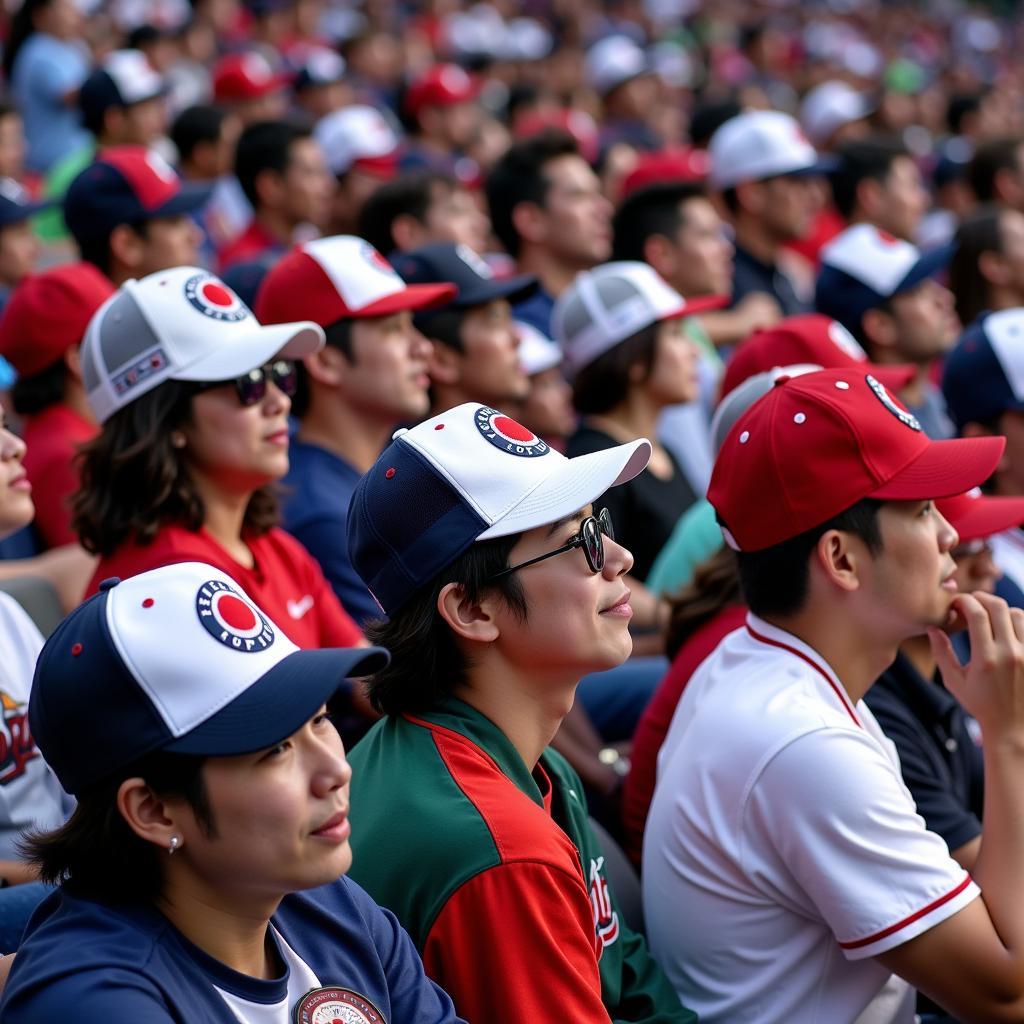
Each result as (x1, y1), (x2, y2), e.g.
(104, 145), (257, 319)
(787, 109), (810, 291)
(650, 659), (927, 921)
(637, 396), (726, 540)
(688, 98), (742, 150)
(3, 0), (52, 80)
(235, 120), (309, 208)
(171, 104), (228, 164)
(949, 205), (1003, 327)
(830, 138), (908, 221)
(485, 128), (579, 258)
(72, 379), (279, 556)
(77, 219), (149, 276)
(572, 321), (659, 415)
(357, 169), (456, 256)
(363, 535), (526, 715)
(612, 182), (706, 262)
(734, 498), (883, 618)
(969, 136), (1024, 204)
(415, 307), (465, 353)
(946, 92), (983, 136)
(290, 318), (353, 418)
(10, 357), (68, 415)
(664, 544), (743, 661)
(21, 749), (214, 904)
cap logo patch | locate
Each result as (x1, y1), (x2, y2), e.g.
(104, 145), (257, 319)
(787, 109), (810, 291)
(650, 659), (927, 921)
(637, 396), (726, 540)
(184, 273), (250, 322)
(112, 344), (168, 397)
(865, 373), (921, 431)
(361, 241), (396, 275)
(474, 406), (550, 457)
(294, 986), (386, 1023)
(196, 579), (275, 652)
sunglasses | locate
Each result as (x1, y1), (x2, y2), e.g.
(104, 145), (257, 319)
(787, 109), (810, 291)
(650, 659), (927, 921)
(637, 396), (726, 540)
(489, 508), (615, 581)
(193, 359), (298, 407)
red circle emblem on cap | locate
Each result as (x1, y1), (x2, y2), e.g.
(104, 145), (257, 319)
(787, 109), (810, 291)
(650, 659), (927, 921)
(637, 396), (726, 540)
(184, 273), (251, 323)
(201, 282), (234, 307)
(196, 580), (275, 652)
(493, 416), (533, 442)
(473, 406), (550, 458)
(217, 593), (258, 631)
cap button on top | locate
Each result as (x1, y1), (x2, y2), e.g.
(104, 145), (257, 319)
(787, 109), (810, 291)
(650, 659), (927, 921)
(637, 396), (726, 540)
(98, 577), (121, 592)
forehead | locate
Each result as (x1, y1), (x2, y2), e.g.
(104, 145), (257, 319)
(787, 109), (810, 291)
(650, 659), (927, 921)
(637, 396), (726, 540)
(543, 154), (599, 195)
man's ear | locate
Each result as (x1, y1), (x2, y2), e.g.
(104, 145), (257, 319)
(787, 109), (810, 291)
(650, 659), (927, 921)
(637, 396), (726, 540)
(861, 307), (898, 356)
(511, 200), (546, 247)
(116, 777), (183, 852)
(63, 343), (84, 381)
(436, 581), (500, 643)
(108, 223), (145, 271)
(302, 345), (348, 388)
(254, 167), (285, 210)
(427, 340), (461, 386)
(961, 420), (996, 439)
(642, 233), (676, 280)
(978, 249), (1007, 288)
(390, 213), (428, 253)
(811, 528), (864, 596)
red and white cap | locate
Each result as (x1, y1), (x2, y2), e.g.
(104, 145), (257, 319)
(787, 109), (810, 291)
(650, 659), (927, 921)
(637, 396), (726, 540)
(314, 105), (401, 178)
(405, 64), (481, 119)
(82, 266), (324, 424)
(256, 235), (456, 328)
(936, 488), (1024, 545)
(213, 52), (290, 102)
(708, 368), (1005, 552)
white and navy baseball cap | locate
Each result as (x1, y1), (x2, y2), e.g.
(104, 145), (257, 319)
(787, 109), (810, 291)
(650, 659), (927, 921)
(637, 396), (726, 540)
(815, 224), (952, 334)
(552, 261), (726, 378)
(709, 110), (837, 189)
(82, 266), (324, 423)
(79, 49), (166, 126)
(314, 105), (401, 178)
(942, 309), (1024, 430)
(799, 81), (874, 148)
(348, 403), (651, 614)
(30, 562), (388, 796)
(585, 35), (649, 96)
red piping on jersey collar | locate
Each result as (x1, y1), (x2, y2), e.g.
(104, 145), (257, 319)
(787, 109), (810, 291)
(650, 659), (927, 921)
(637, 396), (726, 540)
(746, 623), (862, 728)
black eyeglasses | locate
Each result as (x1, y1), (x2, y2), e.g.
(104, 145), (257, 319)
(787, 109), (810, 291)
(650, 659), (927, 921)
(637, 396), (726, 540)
(490, 508), (615, 581)
(193, 359), (298, 407)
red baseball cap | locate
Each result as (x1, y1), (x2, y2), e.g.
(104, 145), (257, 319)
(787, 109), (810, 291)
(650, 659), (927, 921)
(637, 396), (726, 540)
(708, 368), (1005, 552)
(405, 64), (481, 119)
(0, 262), (115, 377)
(936, 489), (1024, 545)
(514, 109), (600, 164)
(620, 147), (711, 198)
(720, 314), (916, 402)
(213, 52), (291, 102)
(256, 235), (456, 327)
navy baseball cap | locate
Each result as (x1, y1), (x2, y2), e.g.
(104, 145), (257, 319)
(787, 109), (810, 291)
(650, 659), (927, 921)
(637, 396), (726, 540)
(0, 177), (54, 227)
(815, 224), (952, 335)
(64, 146), (213, 248)
(942, 309), (1024, 431)
(392, 243), (538, 311)
(30, 562), (388, 796)
(79, 50), (166, 129)
(348, 402), (650, 615)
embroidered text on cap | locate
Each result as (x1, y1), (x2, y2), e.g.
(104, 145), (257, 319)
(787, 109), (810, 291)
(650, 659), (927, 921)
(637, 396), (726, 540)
(184, 273), (250, 322)
(473, 406), (550, 457)
(195, 579), (275, 652)
(866, 373), (921, 431)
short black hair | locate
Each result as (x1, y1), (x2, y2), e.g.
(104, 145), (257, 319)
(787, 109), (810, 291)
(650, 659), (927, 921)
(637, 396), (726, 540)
(235, 120), (310, 208)
(363, 535), (526, 715)
(969, 136), (1024, 204)
(290, 318), (353, 418)
(830, 137), (908, 221)
(612, 181), (706, 262)
(949, 205), (1003, 327)
(10, 357), (68, 415)
(171, 104), (228, 164)
(571, 321), (659, 415)
(357, 169), (457, 256)
(485, 128), (580, 258)
(946, 91), (983, 136)
(415, 307), (465, 353)
(734, 498), (884, 618)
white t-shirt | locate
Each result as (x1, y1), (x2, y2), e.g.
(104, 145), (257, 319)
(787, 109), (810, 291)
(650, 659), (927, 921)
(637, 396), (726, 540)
(0, 592), (68, 859)
(642, 614), (978, 1024)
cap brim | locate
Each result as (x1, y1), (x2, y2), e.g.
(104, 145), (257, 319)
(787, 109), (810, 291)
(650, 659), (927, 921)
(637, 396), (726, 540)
(896, 244), (954, 294)
(788, 155), (841, 178)
(357, 282), (457, 317)
(451, 273), (539, 309)
(477, 438), (652, 539)
(871, 363), (916, 392)
(871, 435), (1005, 502)
(165, 646), (388, 757)
(174, 320), (325, 382)
(154, 181), (215, 218)
(940, 494), (1024, 544)
(673, 294), (730, 317)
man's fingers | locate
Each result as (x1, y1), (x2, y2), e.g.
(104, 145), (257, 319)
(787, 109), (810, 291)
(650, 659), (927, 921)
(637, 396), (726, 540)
(928, 626), (964, 686)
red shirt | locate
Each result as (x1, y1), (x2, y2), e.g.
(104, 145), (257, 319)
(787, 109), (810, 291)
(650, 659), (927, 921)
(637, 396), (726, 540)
(216, 219), (285, 273)
(22, 403), (96, 549)
(621, 603), (747, 865)
(86, 524), (363, 650)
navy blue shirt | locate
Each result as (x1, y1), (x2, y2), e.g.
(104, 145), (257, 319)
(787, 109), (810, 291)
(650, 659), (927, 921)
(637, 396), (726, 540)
(281, 440), (380, 626)
(731, 244), (809, 316)
(513, 286), (556, 337)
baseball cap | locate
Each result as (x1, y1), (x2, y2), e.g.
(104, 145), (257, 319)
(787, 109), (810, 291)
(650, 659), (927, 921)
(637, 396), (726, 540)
(347, 403), (651, 614)
(709, 110), (837, 190)
(293, 47), (346, 92)
(314, 106), (400, 179)
(79, 50), (165, 127)
(708, 368), (1005, 552)
(0, 177), (54, 227)
(30, 562), (388, 796)
(619, 147), (710, 198)
(64, 146), (213, 247)
(213, 52), (291, 102)
(0, 263), (115, 378)
(552, 261), (728, 378)
(517, 320), (562, 376)
(799, 81), (874, 148)
(257, 236), (456, 329)
(405, 65), (481, 120)
(585, 35), (649, 97)
(392, 243), (537, 311)
(82, 265), (324, 423)
(937, 488), (1024, 545)
(720, 314), (915, 400)
(815, 224), (953, 333)
(942, 309), (1024, 430)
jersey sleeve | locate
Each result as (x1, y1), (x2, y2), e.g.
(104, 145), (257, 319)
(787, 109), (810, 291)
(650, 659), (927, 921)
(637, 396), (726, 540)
(745, 726), (979, 960)
(421, 860), (613, 1024)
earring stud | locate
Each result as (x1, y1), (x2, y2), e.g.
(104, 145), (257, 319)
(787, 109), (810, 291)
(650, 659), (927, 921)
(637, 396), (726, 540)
(168, 835), (180, 855)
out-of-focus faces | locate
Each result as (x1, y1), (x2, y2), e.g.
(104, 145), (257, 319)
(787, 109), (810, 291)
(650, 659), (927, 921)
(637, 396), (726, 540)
(536, 154), (613, 268)
(0, 411), (33, 540)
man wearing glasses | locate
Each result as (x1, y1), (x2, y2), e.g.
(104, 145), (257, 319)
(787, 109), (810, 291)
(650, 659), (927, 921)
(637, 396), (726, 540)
(343, 403), (695, 1024)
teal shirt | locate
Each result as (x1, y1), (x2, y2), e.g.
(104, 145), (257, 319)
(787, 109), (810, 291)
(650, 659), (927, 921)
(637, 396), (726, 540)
(646, 499), (723, 598)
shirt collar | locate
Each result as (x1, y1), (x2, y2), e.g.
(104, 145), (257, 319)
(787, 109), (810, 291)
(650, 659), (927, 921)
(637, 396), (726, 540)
(879, 650), (960, 725)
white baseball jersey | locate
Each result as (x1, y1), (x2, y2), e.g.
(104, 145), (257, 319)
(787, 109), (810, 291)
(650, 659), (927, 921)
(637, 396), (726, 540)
(642, 614), (978, 1024)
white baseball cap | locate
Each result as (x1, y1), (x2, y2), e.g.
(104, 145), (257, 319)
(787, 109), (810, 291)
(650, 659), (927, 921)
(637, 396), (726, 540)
(516, 320), (562, 376)
(709, 110), (836, 189)
(81, 266), (324, 423)
(585, 35), (649, 96)
(314, 105), (401, 177)
(799, 81), (874, 147)
(552, 261), (727, 378)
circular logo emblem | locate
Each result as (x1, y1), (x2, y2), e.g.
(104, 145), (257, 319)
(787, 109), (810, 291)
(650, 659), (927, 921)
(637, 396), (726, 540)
(184, 273), (251, 322)
(294, 987), (386, 1024)
(473, 406), (550, 457)
(195, 579), (275, 652)
(865, 373), (921, 432)
(360, 241), (395, 275)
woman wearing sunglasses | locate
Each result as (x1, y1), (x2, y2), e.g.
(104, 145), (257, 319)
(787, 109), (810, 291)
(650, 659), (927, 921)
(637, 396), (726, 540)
(71, 267), (364, 655)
